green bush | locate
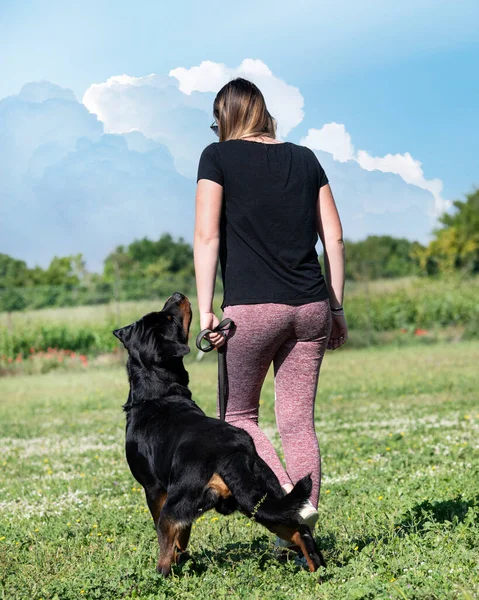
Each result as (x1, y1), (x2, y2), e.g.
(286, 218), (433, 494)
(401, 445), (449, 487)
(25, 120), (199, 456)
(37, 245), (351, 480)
(345, 276), (478, 331)
(0, 276), (477, 360)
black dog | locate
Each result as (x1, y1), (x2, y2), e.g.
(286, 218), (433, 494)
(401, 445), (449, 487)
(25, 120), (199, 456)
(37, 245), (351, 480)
(113, 292), (326, 576)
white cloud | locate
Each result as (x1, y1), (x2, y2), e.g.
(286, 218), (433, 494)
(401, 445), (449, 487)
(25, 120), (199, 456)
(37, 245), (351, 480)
(302, 122), (355, 162)
(169, 60), (231, 95)
(82, 72), (213, 178)
(81, 59), (304, 157)
(2, 67), (450, 268)
(0, 82), (193, 270)
(301, 124), (449, 216)
(169, 58), (304, 139)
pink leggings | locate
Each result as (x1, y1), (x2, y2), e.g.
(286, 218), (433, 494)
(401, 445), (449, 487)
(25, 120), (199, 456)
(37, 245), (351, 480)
(219, 299), (332, 507)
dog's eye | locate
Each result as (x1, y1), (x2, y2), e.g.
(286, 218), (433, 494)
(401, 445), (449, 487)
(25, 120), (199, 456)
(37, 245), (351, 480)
(166, 315), (172, 321)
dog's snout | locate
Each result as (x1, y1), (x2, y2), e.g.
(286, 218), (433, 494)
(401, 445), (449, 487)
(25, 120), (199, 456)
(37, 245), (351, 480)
(162, 292), (192, 337)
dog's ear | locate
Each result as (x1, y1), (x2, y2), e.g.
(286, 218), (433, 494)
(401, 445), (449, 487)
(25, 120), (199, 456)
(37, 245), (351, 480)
(157, 339), (190, 362)
(113, 323), (134, 349)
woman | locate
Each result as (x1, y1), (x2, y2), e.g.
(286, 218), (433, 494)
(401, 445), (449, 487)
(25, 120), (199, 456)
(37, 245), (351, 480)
(194, 78), (347, 545)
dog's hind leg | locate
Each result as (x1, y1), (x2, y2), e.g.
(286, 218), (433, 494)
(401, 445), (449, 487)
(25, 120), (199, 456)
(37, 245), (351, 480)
(265, 523), (325, 572)
(174, 524), (192, 565)
(176, 524), (191, 553)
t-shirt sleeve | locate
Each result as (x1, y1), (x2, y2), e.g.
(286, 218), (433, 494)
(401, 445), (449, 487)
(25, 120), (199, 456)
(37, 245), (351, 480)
(307, 148), (329, 189)
(315, 154), (329, 189)
(196, 143), (224, 186)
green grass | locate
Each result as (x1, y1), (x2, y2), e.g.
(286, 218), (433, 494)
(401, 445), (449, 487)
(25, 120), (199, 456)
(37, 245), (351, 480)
(1, 275), (478, 360)
(1, 342), (478, 599)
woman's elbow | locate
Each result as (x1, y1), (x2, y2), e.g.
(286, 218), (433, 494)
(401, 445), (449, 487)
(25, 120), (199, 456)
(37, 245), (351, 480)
(324, 234), (345, 253)
(194, 230), (220, 245)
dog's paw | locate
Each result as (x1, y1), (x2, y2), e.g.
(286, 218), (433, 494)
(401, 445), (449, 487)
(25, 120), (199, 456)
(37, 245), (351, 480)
(156, 562), (172, 577)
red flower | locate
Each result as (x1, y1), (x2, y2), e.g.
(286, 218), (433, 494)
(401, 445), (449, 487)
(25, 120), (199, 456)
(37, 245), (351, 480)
(414, 328), (428, 336)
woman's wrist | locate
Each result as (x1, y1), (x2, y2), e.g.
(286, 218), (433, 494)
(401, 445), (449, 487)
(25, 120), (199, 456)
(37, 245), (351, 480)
(330, 304), (344, 316)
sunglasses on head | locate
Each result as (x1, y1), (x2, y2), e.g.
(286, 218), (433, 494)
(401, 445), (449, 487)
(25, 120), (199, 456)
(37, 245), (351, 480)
(210, 121), (219, 137)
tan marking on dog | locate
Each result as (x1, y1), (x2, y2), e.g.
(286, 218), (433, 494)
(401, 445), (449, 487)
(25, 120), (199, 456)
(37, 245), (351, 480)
(148, 490), (167, 528)
(207, 473), (232, 498)
(156, 517), (181, 576)
(178, 297), (192, 336)
(291, 530), (317, 572)
(265, 523), (319, 572)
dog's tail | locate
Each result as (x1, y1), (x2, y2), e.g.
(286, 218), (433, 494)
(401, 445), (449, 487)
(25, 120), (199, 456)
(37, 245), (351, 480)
(219, 457), (312, 525)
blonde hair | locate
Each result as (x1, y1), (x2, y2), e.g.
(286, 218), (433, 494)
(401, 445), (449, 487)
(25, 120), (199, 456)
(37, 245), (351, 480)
(213, 78), (277, 142)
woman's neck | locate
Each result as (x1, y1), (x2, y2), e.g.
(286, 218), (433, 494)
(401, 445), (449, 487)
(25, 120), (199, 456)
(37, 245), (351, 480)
(241, 135), (284, 144)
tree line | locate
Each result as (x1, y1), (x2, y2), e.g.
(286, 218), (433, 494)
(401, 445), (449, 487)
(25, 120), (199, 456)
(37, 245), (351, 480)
(1, 188), (477, 311)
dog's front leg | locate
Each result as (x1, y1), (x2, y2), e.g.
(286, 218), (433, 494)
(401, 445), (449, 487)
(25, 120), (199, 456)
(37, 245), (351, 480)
(265, 523), (325, 572)
(145, 487), (167, 531)
(156, 514), (181, 577)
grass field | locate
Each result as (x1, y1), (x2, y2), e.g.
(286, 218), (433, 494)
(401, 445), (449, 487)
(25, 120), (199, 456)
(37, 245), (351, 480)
(2, 276), (478, 362)
(1, 341), (478, 599)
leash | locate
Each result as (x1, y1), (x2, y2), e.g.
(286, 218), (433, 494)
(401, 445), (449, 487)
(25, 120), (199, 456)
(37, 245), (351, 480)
(195, 318), (234, 421)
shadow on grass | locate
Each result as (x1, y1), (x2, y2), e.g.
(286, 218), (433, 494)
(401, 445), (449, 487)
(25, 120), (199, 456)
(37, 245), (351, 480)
(172, 534), (271, 576)
(320, 495), (478, 570)
(172, 496), (478, 578)
(174, 533), (325, 577)
(395, 494), (478, 534)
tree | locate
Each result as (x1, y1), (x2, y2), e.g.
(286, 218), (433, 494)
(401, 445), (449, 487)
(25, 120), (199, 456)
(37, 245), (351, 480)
(103, 234), (194, 281)
(0, 254), (30, 288)
(414, 187), (479, 275)
(325, 236), (423, 281)
(41, 254), (87, 286)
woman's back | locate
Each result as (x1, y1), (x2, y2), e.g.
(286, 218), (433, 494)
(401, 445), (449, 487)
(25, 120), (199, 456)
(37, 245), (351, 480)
(197, 139), (330, 309)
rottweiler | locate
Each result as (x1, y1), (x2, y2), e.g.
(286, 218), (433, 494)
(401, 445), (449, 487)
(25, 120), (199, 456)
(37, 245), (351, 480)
(113, 292), (326, 577)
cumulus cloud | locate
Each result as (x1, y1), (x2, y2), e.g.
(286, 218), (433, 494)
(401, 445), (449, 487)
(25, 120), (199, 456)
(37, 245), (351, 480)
(82, 59), (304, 173)
(169, 58), (304, 139)
(302, 123), (355, 163)
(301, 123), (449, 216)
(0, 81), (102, 180)
(82, 73), (215, 178)
(83, 59), (446, 224)
(0, 82), (194, 270)
(1, 63), (449, 269)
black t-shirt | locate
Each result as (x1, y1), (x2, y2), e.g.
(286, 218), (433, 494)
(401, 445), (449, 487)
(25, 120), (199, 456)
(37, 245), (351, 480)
(196, 139), (330, 310)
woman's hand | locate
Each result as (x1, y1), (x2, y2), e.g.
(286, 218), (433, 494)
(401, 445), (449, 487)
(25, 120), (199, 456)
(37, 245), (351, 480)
(200, 311), (226, 349)
(327, 312), (348, 350)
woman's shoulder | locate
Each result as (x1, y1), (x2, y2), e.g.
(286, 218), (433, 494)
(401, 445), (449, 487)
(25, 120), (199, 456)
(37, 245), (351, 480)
(200, 141), (220, 153)
(295, 143), (317, 157)
(198, 142), (221, 163)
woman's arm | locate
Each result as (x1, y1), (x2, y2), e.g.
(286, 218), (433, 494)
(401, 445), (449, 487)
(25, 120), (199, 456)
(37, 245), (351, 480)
(316, 183), (347, 350)
(316, 183), (345, 308)
(194, 178), (225, 347)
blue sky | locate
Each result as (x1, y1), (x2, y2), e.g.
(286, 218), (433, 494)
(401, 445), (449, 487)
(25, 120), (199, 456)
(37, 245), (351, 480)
(1, 0), (478, 269)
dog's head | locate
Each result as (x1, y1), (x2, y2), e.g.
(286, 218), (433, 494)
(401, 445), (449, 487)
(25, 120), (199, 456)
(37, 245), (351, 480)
(113, 292), (192, 366)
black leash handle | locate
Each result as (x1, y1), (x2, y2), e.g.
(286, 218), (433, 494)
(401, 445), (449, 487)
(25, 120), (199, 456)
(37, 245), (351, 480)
(195, 318), (234, 421)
